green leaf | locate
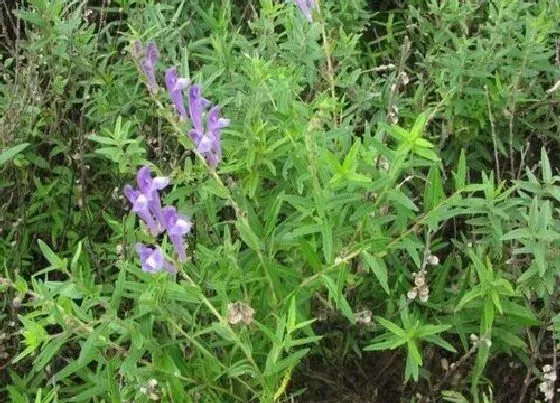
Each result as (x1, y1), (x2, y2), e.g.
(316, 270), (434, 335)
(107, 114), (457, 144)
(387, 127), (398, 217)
(266, 348), (310, 374)
(407, 339), (422, 365)
(416, 324), (451, 338)
(414, 146), (441, 162)
(79, 323), (109, 364)
(0, 143), (29, 167)
(287, 297), (297, 332)
(541, 147), (552, 183)
(203, 180), (230, 199)
(405, 344), (420, 382)
(70, 241), (82, 273)
(375, 316), (406, 337)
(453, 149), (466, 191)
(456, 287), (483, 310)
(37, 240), (66, 271)
(387, 189), (418, 211)
(236, 218), (261, 251)
(441, 391), (469, 403)
(321, 220), (333, 264)
(361, 251), (390, 294)
(410, 112), (430, 139)
(382, 123), (410, 143)
(424, 166), (445, 212)
(423, 335), (457, 353)
(88, 134), (116, 146)
(33, 334), (68, 372)
(322, 274), (354, 323)
(364, 334), (407, 351)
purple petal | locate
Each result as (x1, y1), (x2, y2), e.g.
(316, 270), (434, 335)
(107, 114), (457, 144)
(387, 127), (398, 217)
(293, 0), (315, 21)
(206, 152), (221, 168)
(136, 166), (153, 194)
(190, 128), (203, 145)
(132, 193), (149, 212)
(196, 135), (213, 154)
(188, 85), (210, 136)
(151, 176), (169, 192)
(171, 215), (192, 236)
(148, 195), (165, 234)
(136, 244), (172, 274)
(162, 206), (178, 229)
(165, 67), (188, 120)
(208, 106), (230, 133)
(170, 235), (186, 262)
(124, 184), (138, 204)
(141, 42), (159, 94)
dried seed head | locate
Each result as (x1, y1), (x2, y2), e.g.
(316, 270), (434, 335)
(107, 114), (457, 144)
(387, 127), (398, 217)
(418, 286), (429, 302)
(227, 302), (255, 325)
(426, 255), (439, 266)
(414, 273), (425, 287)
(355, 310), (372, 325)
(374, 63), (396, 72)
(398, 71), (410, 86)
(388, 105), (399, 125)
(407, 288), (418, 300)
(12, 296), (22, 309)
(545, 372), (557, 382)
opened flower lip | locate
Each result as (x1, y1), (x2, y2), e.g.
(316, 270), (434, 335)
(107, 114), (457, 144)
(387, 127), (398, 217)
(187, 87), (229, 167)
(137, 165), (169, 232)
(136, 166), (169, 197)
(124, 185), (159, 235)
(124, 166), (170, 235)
(165, 67), (190, 120)
(135, 243), (176, 275)
(162, 206), (192, 261)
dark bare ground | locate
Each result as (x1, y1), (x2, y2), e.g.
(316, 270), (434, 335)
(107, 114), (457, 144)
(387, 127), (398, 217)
(289, 350), (546, 403)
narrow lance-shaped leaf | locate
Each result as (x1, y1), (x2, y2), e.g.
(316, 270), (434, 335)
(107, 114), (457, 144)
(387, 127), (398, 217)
(453, 148), (467, 191)
(424, 165), (445, 212)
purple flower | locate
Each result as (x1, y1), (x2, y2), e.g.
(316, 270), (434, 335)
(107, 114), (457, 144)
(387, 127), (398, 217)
(205, 106), (229, 167)
(188, 84), (211, 142)
(124, 185), (159, 235)
(135, 243), (176, 275)
(124, 166), (169, 235)
(165, 67), (190, 120)
(140, 42), (159, 94)
(136, 166), (169, 231)
(187, 86), (228, 167)
(293, 0), (316, 22)
(162, 206), (192, 261)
